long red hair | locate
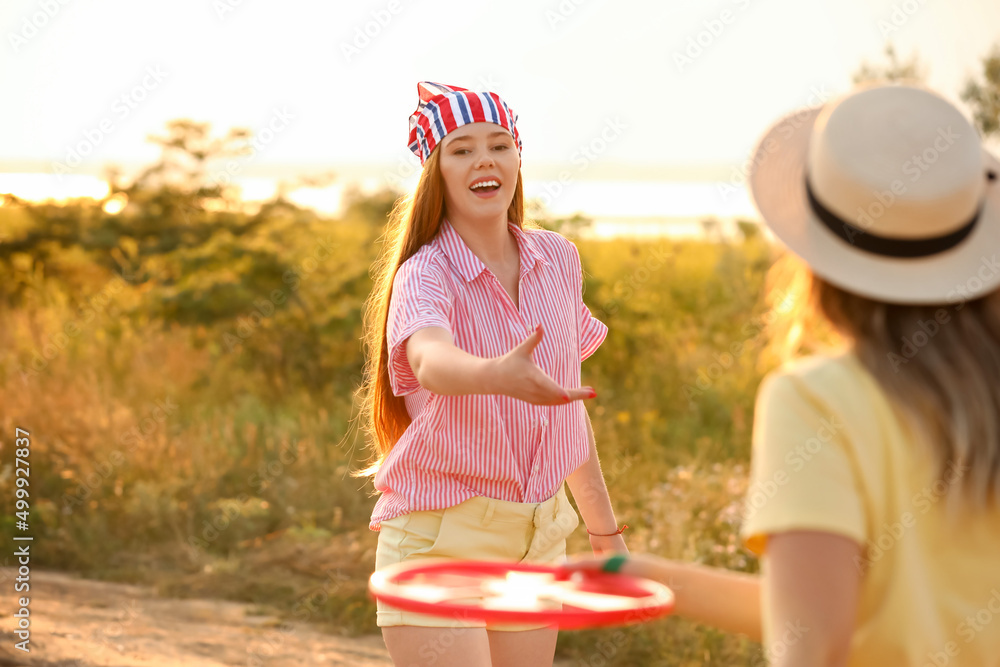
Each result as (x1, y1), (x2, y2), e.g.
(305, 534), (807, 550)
(355, 147), (526, 476)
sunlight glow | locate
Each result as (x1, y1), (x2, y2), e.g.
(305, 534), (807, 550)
(102, 193), (128, 214)
(0, 173), (109, 203)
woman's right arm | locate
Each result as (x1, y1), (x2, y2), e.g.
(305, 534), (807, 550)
(406, 323), (595, 405)
(407, 326), (496, 396)
(560, 553), (762, 641)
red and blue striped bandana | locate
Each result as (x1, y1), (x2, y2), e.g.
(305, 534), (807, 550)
(407, 81), (522, 165)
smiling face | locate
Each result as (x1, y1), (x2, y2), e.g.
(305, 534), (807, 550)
(437, 122), (520, 228)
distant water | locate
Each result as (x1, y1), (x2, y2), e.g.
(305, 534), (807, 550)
(520, 180), (758, 240)
(0, 173), (759, 239)
(522, 180), (755, 218)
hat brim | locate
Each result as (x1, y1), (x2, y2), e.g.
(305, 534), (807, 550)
(749, 106), (1000, 305)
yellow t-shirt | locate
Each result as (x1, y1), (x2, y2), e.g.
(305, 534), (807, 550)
(740, 351), (1000, 666)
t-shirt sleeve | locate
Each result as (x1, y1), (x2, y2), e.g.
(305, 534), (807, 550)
(386, 259), (453, 396)
(740, 371), (867, 556)
(567, 239), (607, 362)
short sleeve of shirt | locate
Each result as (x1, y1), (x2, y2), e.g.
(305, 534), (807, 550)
(386, 258), (453, 396)
(740, 370), (867, 555)
(567, 239), (607, 361)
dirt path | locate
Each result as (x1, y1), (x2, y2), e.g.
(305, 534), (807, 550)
(0, 568), (394, 666)
(0, 569), (577, 667)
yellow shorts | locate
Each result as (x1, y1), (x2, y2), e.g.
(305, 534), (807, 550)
(374, 485), (580, 631)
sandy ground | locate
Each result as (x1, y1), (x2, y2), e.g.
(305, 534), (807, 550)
(0, 568), (394, 666)
(0, 569), (577, 667)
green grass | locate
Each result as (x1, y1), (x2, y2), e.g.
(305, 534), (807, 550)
(0, 201), (781, 664)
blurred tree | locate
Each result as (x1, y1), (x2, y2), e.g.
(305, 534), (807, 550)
(852, 43), (927, 84)
(140, 119), (251, 194)
(0, 120), (269, 292)
(274, 171), (338, 202)
(0, 119), (357, 396)
(537, 212), (593, 240)
(526, 198), (593, 240)
(736, 219), (760, 243)
(961, 43), (1000, 138)
(699, 217), (723, 243)
(340, 186), (401, 239)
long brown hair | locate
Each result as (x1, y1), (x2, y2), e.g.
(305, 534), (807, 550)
(354, 147), (526, 476)
(766, 254), (1000, 508)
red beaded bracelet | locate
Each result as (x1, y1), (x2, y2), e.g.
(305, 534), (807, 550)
(586, 524), (628, 536)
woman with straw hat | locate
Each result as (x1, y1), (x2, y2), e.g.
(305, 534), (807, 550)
(565, 83), (1000, 665)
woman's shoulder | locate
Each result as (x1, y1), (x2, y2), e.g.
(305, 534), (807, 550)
(522, 224), (574, 247)
(760, 350), (881, 413)
(400, 238), (450, 271)
(395, 243), (452, 288)
(772, 349), (858, 381)
(519, 224), (579, 263)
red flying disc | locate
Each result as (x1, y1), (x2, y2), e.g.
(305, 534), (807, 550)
(369, 559), (674, 629)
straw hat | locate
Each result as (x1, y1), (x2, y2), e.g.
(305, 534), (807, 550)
(749, 83), (1000, 304)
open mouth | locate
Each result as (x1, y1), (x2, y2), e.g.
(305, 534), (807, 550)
(469, 179), (501, 195)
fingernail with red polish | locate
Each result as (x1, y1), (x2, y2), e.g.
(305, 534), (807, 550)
(563, 395), (570, 402)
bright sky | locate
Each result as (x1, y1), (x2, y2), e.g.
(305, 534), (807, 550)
(1, 0), (998, 198)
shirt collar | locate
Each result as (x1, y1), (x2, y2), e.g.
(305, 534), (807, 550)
(436, 218), (550, 283)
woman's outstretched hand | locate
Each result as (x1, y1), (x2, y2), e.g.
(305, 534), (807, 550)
(489, 323), (596, 405)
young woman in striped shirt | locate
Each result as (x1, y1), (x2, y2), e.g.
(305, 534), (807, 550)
(357, 82), (628, 667)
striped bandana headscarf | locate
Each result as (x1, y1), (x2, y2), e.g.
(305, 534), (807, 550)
(407, 81), (522, 165)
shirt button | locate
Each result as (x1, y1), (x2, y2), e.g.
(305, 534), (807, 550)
(541, 417), (549, 427)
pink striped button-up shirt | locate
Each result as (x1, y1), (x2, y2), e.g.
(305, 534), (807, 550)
(369, 219), (607, 530)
